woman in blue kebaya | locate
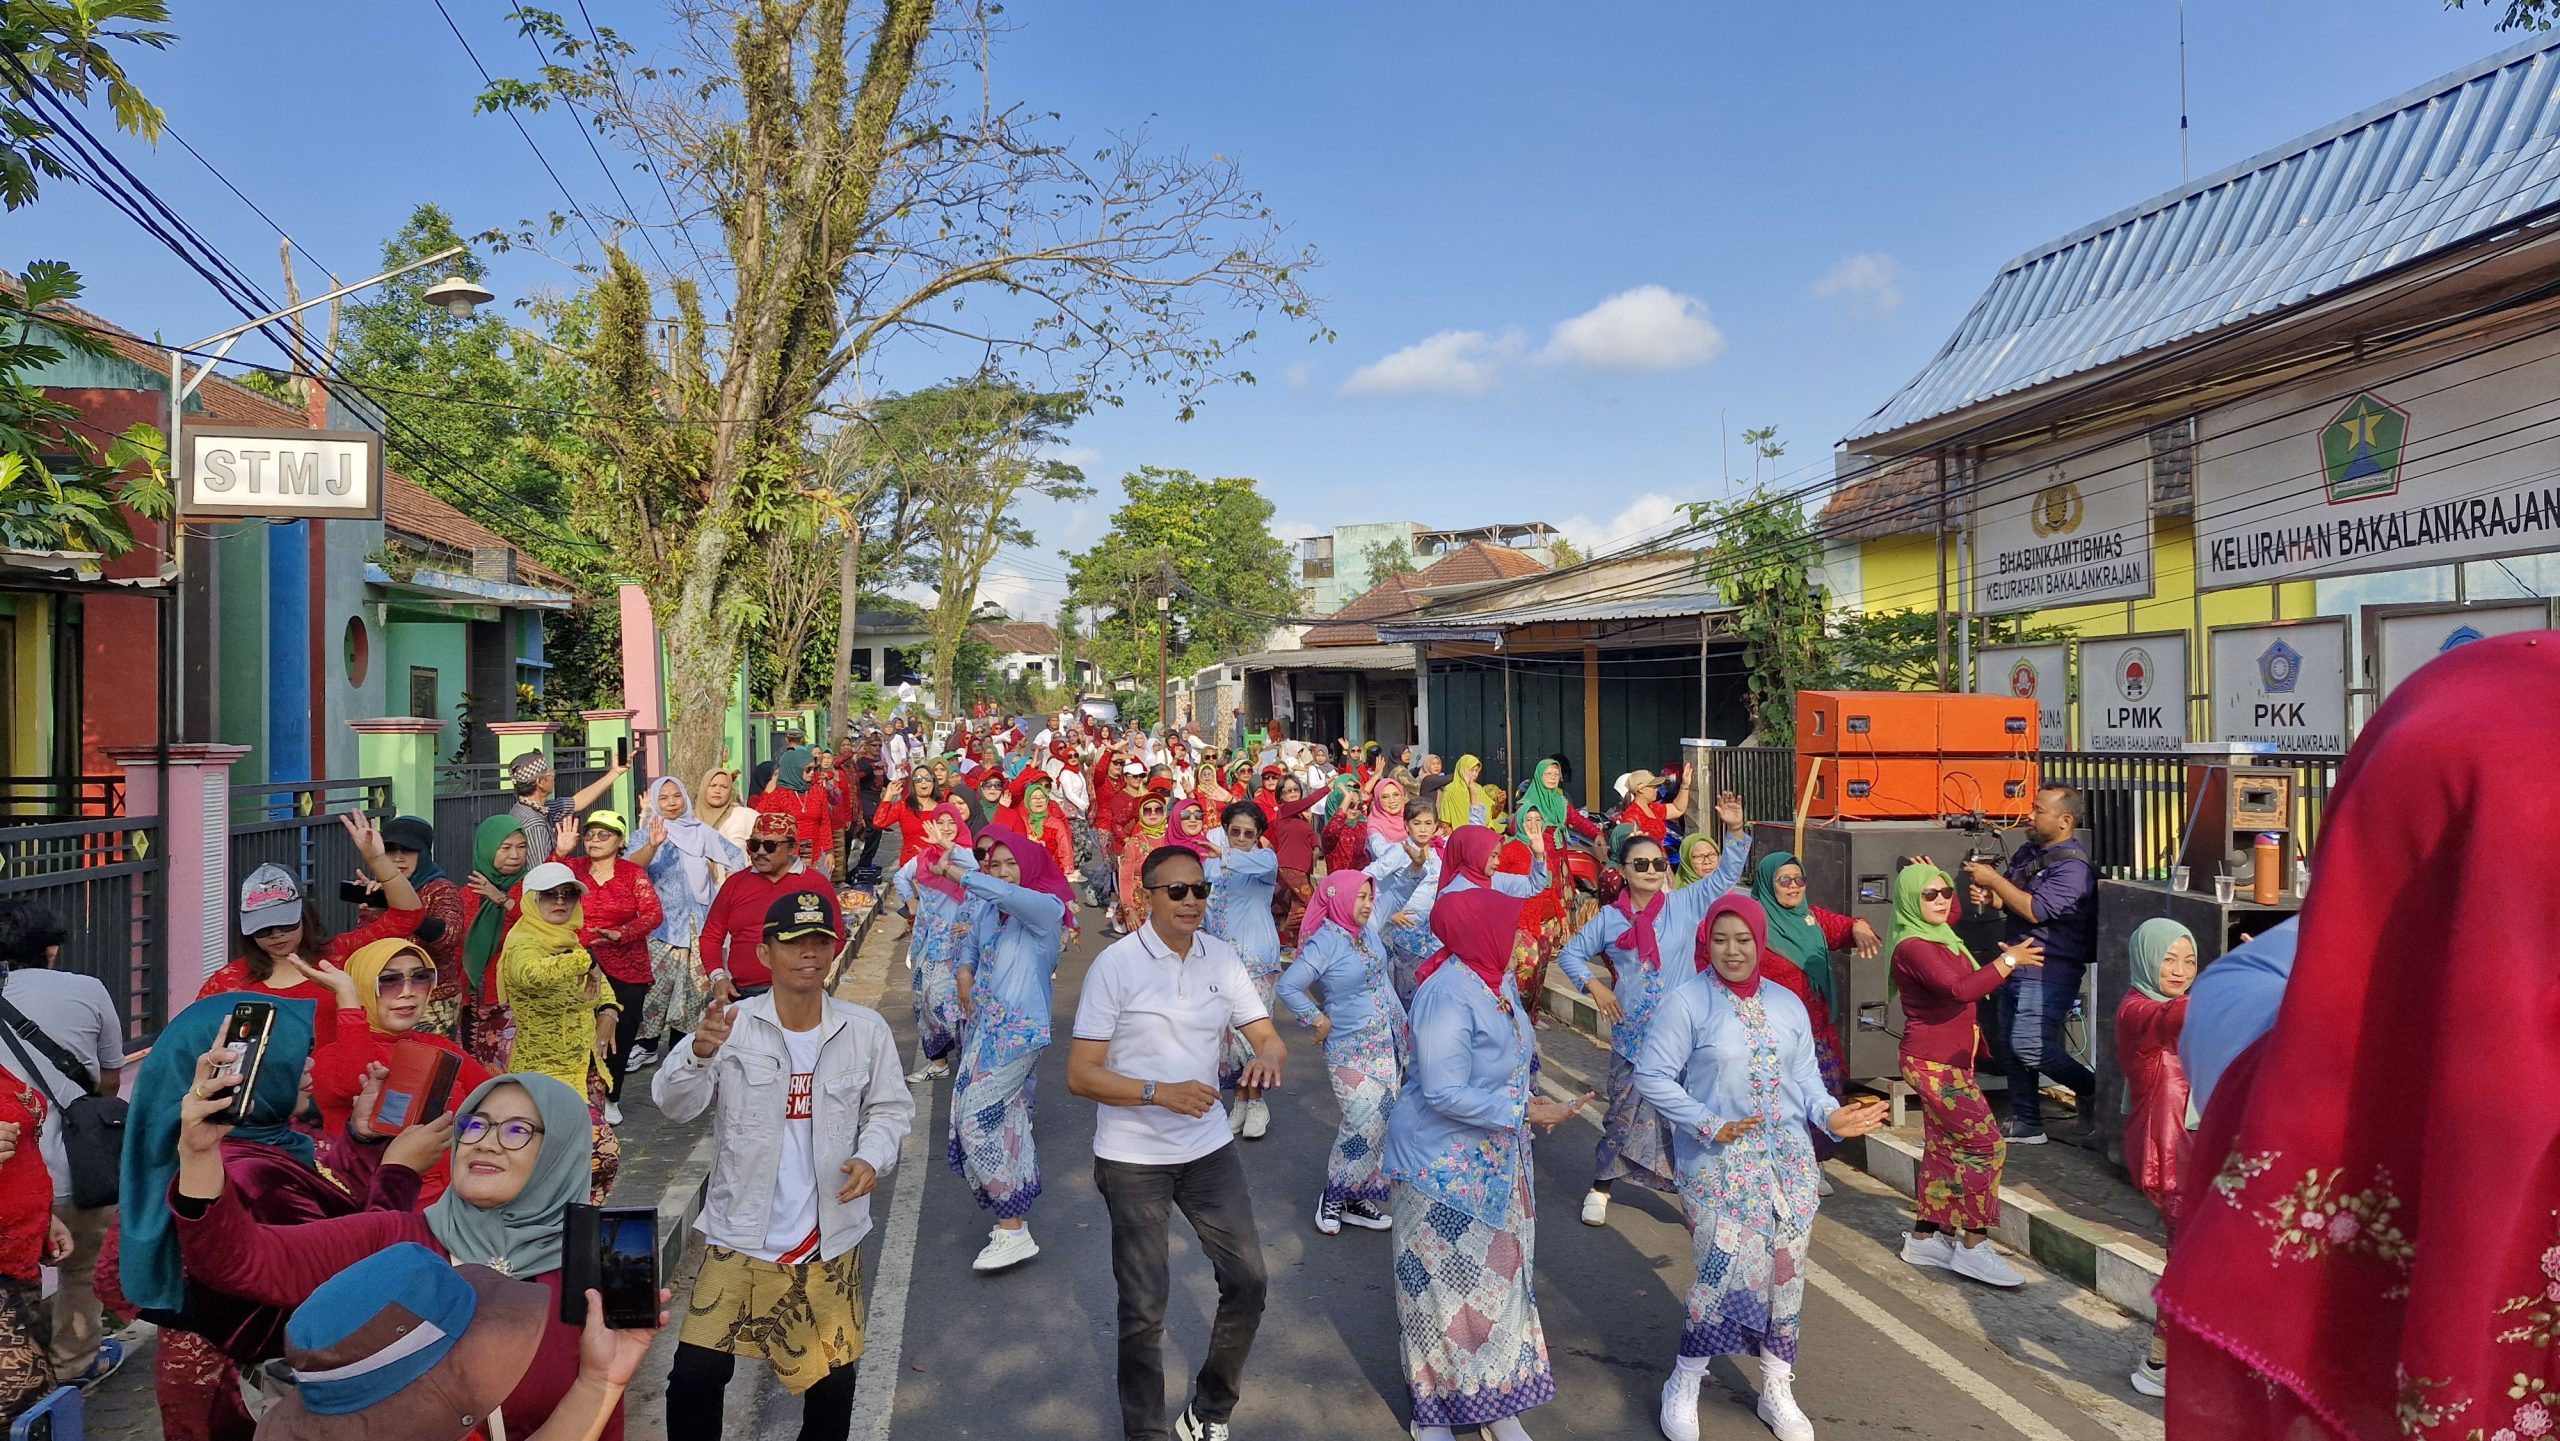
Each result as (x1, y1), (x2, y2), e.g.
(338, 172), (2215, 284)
(1277, 870), (1405, 1237)
(933, 825), (1070, 1276)
(1555, 792), (1753, 1228)
(1635, 893), (1888, 1441)
(1383, 888), (1592, 1441)
(1367, 798), (1446, 1004)
(892, 802), (973, 1082)
(1205, 800), (1286, 1140)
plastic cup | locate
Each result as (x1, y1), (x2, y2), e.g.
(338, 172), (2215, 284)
(2170, 865), (2190, 893)
(2214, 875), (2236, 904)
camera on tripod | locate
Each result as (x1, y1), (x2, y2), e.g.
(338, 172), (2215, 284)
(1944, 811), (2008, 869)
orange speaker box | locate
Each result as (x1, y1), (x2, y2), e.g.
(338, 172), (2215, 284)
(1935, 758), (2040, 821)
(1795, 691), (1941, 756)
(1795, 754), (1942, 821)
(1937, 694), (2038, 754)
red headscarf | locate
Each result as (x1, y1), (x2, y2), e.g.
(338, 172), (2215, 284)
(1442, 824), (1500, 891)
(915, 803), (975, 900)
(1297, 869), (1371, 949)
(974, 823), (1078, 931)
(1697, 892), (1767, 995)
(1417, 887), (1527, 993)
(2157, 631), (2560, 1441)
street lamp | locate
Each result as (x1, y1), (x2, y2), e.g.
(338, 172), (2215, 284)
(424, 274), (496, 318)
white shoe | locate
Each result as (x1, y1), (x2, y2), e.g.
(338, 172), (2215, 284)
(1948, 1239), (2026, 1288)
(1229, 1102), (1247, 1135)
(1173, 1408), (1231, 1441)
(971, 1225), (1039, 1273)
(1900, 1231), (1956, 1271)
(1340, 1199), (1392, 1231)
(1315, 1197), (1343, 1236)
(603, 1101), (624, 1126)
(1658, 1368), (1704, 1441)
(2129, 1359), (2168, 1398)
(1241, 1099), (1270, 1140)
(1815, 1170), (1834, 1197)
(1581, 1190), (1610, 1226)
(1756, 1359), (1815, 1441)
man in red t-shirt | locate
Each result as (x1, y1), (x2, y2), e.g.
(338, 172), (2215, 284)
(698, 811), (838, 996)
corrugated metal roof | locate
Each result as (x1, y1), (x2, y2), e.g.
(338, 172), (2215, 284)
(1226, 644), (1414, 673)
(1374, 590), (1728, 640)
(1848, 34), (2560, 445)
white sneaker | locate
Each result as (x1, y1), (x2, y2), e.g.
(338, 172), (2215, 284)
(1948, 1239), (2026, 1288)
(2129, 1359), (2168, 1398)
(1658, 1368), (1704, 1441)
(1581, 1190), (1610, 1226)
(971, 1225), (1039, 1273)
(904, 1059), (950, 1083)
(1900, 1231), (1956, 1271)
(1756, 1359), (1815, 1441)
(1173, 1408), (1231, 1441)
(1229, 1102), (1247, 1135)
(1241, 1099), (1270, 1140)
(1315, 1197), (1343, 1236)
(603, 1101), (624, 1126)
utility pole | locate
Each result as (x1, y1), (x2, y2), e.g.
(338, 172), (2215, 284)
(1154, 555), (1175, 730)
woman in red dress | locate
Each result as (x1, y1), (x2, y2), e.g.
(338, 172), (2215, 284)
(570, 812), (663, 1125)
(196, 812), (423, 1052)
(2115, 916), (2194, 1398)
(308, 937), (495, 1203)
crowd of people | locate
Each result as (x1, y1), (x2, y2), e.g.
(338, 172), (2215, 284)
(0, 630), (2535, 1441)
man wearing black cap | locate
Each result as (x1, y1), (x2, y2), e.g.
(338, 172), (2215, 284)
(657, 888), (913, 1440)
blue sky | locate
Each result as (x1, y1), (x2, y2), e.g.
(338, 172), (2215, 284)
(16, 1), (2529, 618)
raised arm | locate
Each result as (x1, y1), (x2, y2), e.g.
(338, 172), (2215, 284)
(961, 872), (1065, 943)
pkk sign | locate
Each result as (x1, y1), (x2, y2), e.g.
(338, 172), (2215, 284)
(1969, 435), (2155, 615)
(2075, 633), (2187, 752)
(2196, 330), (2560, 588)
(2210, 620), (2349, 754)
(2370, 599), (2553, 700)
(179, 425), (383, 520)
(1976, 643), (2067, 742)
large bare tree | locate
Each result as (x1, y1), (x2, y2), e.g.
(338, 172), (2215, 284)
(495, 2), (1321, 783)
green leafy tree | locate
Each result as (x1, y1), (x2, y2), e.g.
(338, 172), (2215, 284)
(1547, 535), (1587, 568)
(1064, 468), (1299, 686)
(1359, 536), (1416, 580)
(2447, 0), (2560, 28)
(1686, 485), (1824, 744)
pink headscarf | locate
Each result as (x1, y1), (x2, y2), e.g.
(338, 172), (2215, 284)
(1698, 892), (1768, 995)
(1366, 779), (1409, 846)
(914, 804), (975, 901)
(1442, 824), (1500, 891)
(1297, 869), (1371, 948)
(975, 823), (1078, 932)
(1165, 799), (1214, 858)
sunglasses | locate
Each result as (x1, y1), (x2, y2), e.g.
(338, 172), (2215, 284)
(538, 885), (584, 903)
(249, 922), (299, 941)
(1149, 881), (1214, 901)
(376, 968), (436, 993)
(746, 839), (791, 854)
(1774, 874), (1807, 888)
(457, 1115), (543, 1151)
(1626, 857), (1671, 873)
(1918, 885), (1957, 901)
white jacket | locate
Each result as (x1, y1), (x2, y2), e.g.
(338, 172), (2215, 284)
(653, 994), (914, 1261)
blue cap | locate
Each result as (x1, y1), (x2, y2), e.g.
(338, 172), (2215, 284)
(287, 1245), (475, 1414)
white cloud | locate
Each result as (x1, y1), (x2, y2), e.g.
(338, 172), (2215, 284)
(1268, 517), (1324, 542)
(1048, 444), (1103, 471)
(1812, 252), (1909, 317)
(1540, 286), (1724, 372)
(1284, 361), (1314, 391)
(1554, 492), (1685, 558)
(1340, 329), (1522, 397)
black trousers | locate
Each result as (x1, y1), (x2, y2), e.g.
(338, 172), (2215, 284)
(1094, 1141), (1268, 1441)
(603, 974), (649, 1101)
(667, 1341), (858, 1441)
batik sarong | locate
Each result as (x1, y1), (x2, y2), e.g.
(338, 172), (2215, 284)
(1392, 1165), (1555, 1428)
(1676, 989), (1819, 1362)
(907, 896), (966, 1063)
(1592, 1050), (1677, 1193)
(947, 992), (1044, 1218)
(1321, 1021), (1401, 1205)
(1907, 1053), (2004, 1232)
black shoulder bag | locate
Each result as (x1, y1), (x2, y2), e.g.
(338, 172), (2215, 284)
(0, 994), (126, 1208)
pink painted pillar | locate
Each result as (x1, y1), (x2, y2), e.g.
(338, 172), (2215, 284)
(619, 583), (666, 777)
(110, 743), (250, 1026)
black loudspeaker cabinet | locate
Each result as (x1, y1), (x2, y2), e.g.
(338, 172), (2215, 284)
(1746, 820), (2004, 1084)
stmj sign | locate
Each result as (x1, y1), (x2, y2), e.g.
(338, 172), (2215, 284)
(179, 426), (383, 520)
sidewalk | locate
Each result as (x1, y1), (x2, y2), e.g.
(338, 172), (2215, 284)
(1541, 973), (2172, 1323)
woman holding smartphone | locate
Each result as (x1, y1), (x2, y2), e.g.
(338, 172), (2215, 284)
(308, 937), (494, 1201)
(198, 812), (423, 1051)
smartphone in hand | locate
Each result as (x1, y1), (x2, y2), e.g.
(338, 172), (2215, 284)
(214, 1001), (277, 1127)
(561, 1203), (661, 1329)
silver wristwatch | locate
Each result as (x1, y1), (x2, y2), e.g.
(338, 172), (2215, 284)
(1140, 1080), (1157, 1107)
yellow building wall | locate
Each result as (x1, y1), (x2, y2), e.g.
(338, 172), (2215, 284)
(1848, 517), (2319, 736)
(0, 596), (53, 776)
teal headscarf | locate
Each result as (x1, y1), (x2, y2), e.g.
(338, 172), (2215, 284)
(1516, 756), (1571, 835)
(2127, 917), (2195, 1003)
(120, 992), (318, 1314)
(775, 746), (815, 793)
(423, 1072), (594, 1278)
(1749, 851), (1836, 1005)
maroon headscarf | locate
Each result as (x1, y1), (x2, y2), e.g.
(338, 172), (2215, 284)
(1442, 824), (1500, 891)
(1297, 869), (1371, 949)
(1697, 892), (1768, 996)
(975, 823), (1077, 930)
(1416, 887), (1527, 993)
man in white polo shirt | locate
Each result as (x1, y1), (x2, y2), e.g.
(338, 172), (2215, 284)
(1069, 844), (1288, 1441)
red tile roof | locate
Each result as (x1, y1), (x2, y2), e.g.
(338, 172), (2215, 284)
(1303, 541), (1551, 645)
(971, 621), (1059, 655)
(1815, 459), (1945, 542)
(1413, 539), (1551, 587)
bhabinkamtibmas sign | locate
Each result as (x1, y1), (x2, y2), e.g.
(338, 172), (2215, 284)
(2209, 619), (2350, 754)
(1969, 435), (2154, 614)
(1976, 643), (2067, 744)
(2195, 328), (2560, 588)
(180, 426), (383, 520)
(2075, 633), (2187, 752)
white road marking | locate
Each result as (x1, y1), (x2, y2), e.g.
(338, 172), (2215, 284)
(847, 1075), (935, 1441)
(1804, 1263), (2079, 1441)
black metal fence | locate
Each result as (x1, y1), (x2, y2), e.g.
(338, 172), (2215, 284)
(228, 778), (393, 941)
(433, 746), (616, 863)
(0, 815), (165, 1046)
(1686, 745), (2344, 881)
(0, 774), (125, 822)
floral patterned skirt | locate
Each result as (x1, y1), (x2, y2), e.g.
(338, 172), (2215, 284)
(1392, 1168), (1555, 1429)
(1321, 1023), (1402, 1205)
(1592, 1050), (1677, 1193)
(947, 996), (1044, 1219)
(1906, 1054), (2002, 1232)
(1384, 912), (1438, 1006)
(461, 997), (516, 1074)
(1217, 969), (1282, 1092)
(907, 916), (964, 1064)
(1676, 1135), (1818, 1362)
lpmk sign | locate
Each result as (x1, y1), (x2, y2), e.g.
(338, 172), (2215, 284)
(179, 426), (384, 520)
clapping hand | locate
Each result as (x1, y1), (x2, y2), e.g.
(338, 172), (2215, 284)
(1527, 1091), (1594, 1133)
(1826, 1096), (1890, 1140)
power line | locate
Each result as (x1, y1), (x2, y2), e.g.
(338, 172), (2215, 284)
(512, 7), (685, 287)
(428, 0), (611, 260)
(568, 0), (733, 315)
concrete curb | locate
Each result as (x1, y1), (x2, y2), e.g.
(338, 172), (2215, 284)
(1538, 974), (2167, 1321)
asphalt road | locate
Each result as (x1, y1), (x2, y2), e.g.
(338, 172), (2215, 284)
(719, 911), (2167, 1441)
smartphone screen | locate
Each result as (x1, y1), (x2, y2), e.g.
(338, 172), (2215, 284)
(595, 1209), (659, 1329)
(215, 1001), (275, 1127)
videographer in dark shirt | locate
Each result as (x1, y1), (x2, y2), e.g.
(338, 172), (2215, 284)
(1961, 784), (2098, 1143)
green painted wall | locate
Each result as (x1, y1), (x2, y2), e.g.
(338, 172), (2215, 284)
(0, 596), (50, 776)
(383, 611), (472, 763)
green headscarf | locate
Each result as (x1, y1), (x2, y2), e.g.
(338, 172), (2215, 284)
(1673, 832), (1719, 887)
(119, 992), (319, 1313)
(423, 1072), (594, 1278)
(1750, 850), (1836, 1003)
(461, 813), (528, 991)
(776, 745), (815, 793)
(2127, 917), (2194, 1003)
(1887, 863), (1973, 1002)
(1516, 756), (1570, 835)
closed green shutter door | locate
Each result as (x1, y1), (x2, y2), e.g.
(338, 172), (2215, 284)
(1425, 654), (1583, 799)
(1595, 646), (1703, 786)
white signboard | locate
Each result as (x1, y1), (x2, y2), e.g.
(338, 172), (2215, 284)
(1969, 434), (2155, 614)
(2210, 619), (2350, 754)
(2076, 633), (2187, 752)
(2196, 329), (2560, 589)
(180, 425), (383, 520)
(2370, 600), (2553, 700)
(1977, 643), (2068, 743)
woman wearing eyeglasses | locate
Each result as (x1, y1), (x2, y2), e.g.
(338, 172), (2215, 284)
(167, 1064), (644, 1440)
(308, 938), (494, 1201)
(1887, 863), (2042, 1288)
(1554, 793), (1754, 1229)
